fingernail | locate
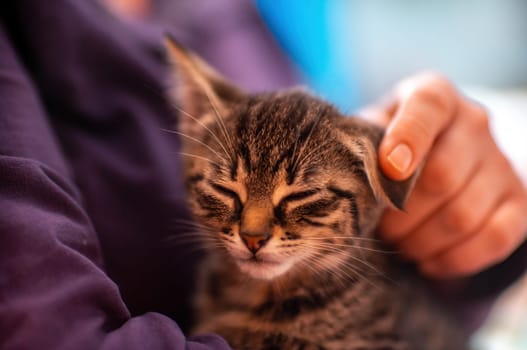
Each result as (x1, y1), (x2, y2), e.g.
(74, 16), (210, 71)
(387, 143), (412, 174)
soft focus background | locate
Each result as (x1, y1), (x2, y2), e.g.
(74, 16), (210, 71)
(256, 0), (527, 108)
(254, 0), (527, 184)
(104, 0), (527, 349)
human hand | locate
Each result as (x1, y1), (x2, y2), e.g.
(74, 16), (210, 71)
(361, 73), (527, 279)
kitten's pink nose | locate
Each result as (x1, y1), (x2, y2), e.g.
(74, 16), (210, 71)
(240, 232), (271, 254)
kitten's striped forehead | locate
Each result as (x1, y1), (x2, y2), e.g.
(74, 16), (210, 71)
(231, 92), (336, 189)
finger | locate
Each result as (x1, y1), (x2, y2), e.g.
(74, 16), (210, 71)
(397, 151), (513, 261)
(420, 193), (527, 279)
(378, 73), (457, 180)
(357, 94), (398, 127)
(379, 104), (486, 242)
(357, 105), (391, 127)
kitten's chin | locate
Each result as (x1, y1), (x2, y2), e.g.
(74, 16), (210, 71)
(236, 259), (293, 280)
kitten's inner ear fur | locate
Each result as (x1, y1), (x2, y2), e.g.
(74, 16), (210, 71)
(337, 118), (418, 210)
(164, 36), (245, 126)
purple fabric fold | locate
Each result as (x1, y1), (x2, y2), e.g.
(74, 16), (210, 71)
(0, 0), (235, 348)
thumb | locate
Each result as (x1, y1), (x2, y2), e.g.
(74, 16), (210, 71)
(378, 75), (457, 180)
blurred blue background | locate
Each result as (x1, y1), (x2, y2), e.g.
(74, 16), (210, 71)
(255, 0), (527, 112)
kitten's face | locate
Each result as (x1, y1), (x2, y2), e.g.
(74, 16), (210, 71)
(165, 39), (414, 280)
(183, 93), (385, 279)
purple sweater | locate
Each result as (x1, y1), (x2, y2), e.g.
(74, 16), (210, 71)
(0, 1), (525, 349)
(0, 0), (299, 348)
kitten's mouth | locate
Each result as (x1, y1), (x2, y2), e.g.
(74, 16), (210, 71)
(236, 256), (292, 280)
(247, 255), (275, 263)
(241, 255), (281, 268)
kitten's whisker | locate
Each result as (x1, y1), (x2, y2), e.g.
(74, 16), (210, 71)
(218, 236), (237, 244)
(164, 237), (225, 255)
(167, 239), (222, 249)
(173, 229), (216, 237)
(139, 82), (234, 167)
(177, 152), (223, 168)
(170, 228), (217, 238)
(296, 258), (336, 286)
(167, 103), (232, 158)
(338, 265), (382, 291)
(306, 236), (384, 243)
(170, 225), (215, 234)
(302, 250), (357, 280)
(164, 232), (211, 240)
(313, 249), (384, 291)
(165, 227), (213, 236)
(338, 250), (399, 287)
(305, 251), (369, 289)
(295, 253), (329, 277)
(201, 87), (237, 163)
(169, 220), (212, 229)
(310, 246), (383, 284)
(162, 129), (228, 161)
(164, 233), (219, 245)
(303, 241), (397, 255)
(170, 218), (216, 230)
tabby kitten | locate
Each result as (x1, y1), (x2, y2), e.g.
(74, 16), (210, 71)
(165, 38), (469, 350)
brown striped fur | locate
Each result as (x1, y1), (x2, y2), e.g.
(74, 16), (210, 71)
(165, 38), (469, 350)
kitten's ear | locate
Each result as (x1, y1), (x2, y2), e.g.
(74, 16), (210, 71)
(164, 35), (245, 122)
(338, 118), (419, 210)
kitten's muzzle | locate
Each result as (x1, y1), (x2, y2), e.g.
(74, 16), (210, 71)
(240, 231), (271, 254)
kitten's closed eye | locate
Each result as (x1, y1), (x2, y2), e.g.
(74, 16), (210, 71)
(194, 189), (229, 216)
(273, 189), (321, 224)
(209, 182), (242, 213)
(293, 196), (340, 219)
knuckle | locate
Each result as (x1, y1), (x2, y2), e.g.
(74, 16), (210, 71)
(442, 204), (480, 234)
(520, 194), (527, 215)
(481, 197), (527, 265)
(412, 84), (453, 117)
(486, 224), (514, 261)
(458, 260), (481, 276)
(442, 255), (469, 276)
(444, 251), (484, 277)
(420, 156), (460, 194)
(467, 104), (490, 132)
